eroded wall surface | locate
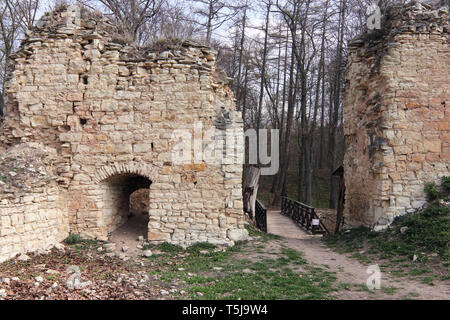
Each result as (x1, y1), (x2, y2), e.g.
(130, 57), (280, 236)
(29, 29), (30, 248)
(343, 2), (449, 230)
(0, 143), (69, 262)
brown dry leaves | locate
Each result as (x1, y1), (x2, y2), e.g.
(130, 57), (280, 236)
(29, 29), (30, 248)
(0, 245), (167, 300)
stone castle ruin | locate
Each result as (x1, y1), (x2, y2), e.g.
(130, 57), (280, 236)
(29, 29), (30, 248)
(0, 5), (247, 262)
(343, 2), (449, 230)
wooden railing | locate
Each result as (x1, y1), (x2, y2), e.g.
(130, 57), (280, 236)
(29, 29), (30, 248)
(281, 197), (329, 235)
(255, 199), (267, 232)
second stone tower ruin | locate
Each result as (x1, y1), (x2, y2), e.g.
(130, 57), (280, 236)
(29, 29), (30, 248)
(343, 2), (449, 230)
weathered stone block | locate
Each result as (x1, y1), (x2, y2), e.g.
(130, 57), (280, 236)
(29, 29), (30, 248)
(227, 229), (249, 242)
(148, 231), (170, 241)
(133, 143), (151, 153)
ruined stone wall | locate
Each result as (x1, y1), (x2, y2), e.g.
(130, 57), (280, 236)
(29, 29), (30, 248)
(0, 143), (69, 263)
(343, 2), (449, 230)
(0, 5), (246, 254)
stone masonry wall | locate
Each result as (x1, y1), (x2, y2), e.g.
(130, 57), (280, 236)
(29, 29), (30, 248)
(0, 189), (69, 263)
(0, 143), (69, 263)
(0, 4), (246, 258)
(343, 2), (449, 230)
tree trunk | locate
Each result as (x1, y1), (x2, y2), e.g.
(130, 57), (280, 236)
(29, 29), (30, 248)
(206, 0), (213, 44)
(256, 2), (270, 132)
(329, 0), (346, 209)
(235, 2), (247, 113)
(272, 14), (297, 206)
(243, 167), (261, 222)
(270, 28), (289, 194)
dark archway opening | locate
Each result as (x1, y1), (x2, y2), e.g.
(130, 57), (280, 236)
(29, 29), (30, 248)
(103, 174), (152, 243)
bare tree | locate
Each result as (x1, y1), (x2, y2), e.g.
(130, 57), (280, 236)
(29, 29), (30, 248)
(272, 0), (301, 206)
(234, 1), (248, 114)
(256, 0), (271, 133)
(84, 0), (164, 44)
(192, 0), (242, 45)
(0, 0), (41, 118)
(328, 0), (347, 209)
(145, 0), (200, 42)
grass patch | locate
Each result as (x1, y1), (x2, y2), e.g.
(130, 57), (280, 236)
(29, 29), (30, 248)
(419, 275), (436, 285)
(349, 252), (372, 265)
(64, 234), (83, 245)
(402, 292), (420, 300)
(352, 284), (375, 293)
(323, 226), (375, 253)
(440, 274), (450, 281)
(246, 224), (281, 242)
(142, 242), (184, 253)
(381, 286), (398, 295)
(408, 267), (431, 276)
(143, 238), (339, 300)
(323, 203), (450, 283)
(188, 268), (336, 300)
(187, 242), (217, 253)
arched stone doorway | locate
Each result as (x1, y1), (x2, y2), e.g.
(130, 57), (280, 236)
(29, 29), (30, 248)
(102, 173), (152, 238)
(93, 163), (158, 242)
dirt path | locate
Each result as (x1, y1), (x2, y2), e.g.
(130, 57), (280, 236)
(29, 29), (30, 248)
(267, 210), (450, 300)
(109, 213), (149, 259)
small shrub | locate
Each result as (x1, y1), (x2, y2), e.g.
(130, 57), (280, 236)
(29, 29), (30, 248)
(64, 234), (83, 245)
(442, 176), (450, 190)
(158, 242), (183, 253)
(441, 176), (450, 198)
(424, 182), (439, 201)
(323, 226), (375, 253)
(187, 242), (217, 254)
(324, 203), (450, 259)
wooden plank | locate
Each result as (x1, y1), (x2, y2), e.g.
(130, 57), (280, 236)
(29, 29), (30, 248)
(243, 167), (261, 221)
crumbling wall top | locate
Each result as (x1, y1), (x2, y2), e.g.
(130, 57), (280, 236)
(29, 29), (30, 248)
(349, 1), (449, 53)
(8, 4), (231, 87)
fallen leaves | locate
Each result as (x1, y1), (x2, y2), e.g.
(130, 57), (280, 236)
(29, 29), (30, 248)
(0, 245), (169, 300)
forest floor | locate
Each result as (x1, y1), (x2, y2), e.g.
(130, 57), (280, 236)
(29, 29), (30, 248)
(0, 227), (337, 300)
(0, 215), (448, 300)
